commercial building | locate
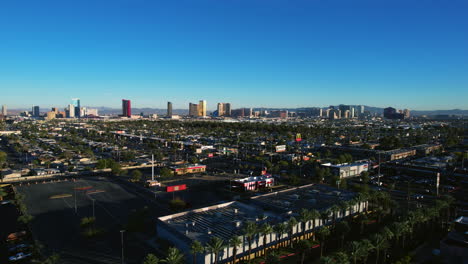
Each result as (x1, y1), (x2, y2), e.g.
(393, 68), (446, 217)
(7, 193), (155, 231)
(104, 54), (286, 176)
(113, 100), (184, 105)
(32, 105), (40, 117)
(156, 184), (368, 264)
(167, 102), (173, 117)
(217, 103), (231, 117)
(384, 107), (404, 119)
(46, 111), (56, 120)
(170, 164), (207, 175)
(122, 99), (131, 117)
(1, 105), (7, 116)
(66, 104), (75, 118)
(322, 162), (369, 179)
(198, 100), (207, 117)
(189, 103), (199, 117)
(72, 98), (80, 118)
(440, 216), (468, 263)
(232, 175), (274, 191)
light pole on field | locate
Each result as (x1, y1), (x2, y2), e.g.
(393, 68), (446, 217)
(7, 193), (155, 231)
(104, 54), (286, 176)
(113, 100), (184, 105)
(120, 230), (125, 264)
(92, 199), (95, 219)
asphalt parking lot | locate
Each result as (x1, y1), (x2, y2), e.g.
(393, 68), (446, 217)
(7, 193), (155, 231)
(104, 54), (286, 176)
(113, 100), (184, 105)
(15, 176), (169, 264)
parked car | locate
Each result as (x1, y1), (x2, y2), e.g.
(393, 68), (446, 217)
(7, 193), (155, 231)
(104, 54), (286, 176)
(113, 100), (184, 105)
(8, 244), (31, 252)
(1, 200), (12, 205)
(9, 252), (32, 261)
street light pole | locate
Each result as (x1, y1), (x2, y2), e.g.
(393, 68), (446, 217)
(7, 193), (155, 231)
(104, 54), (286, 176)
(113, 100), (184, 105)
(74, 188), (77, 214)
(120, 230), (125, 264)
(92, 199), (95, 219)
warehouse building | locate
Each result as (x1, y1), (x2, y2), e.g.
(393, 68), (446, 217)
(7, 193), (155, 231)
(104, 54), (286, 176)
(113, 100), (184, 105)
(156, 184), (367, 264)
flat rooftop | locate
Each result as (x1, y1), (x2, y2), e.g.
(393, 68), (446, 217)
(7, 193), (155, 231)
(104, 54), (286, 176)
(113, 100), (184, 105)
(251, 184), (357, 214)
(158, 184), (358, 244)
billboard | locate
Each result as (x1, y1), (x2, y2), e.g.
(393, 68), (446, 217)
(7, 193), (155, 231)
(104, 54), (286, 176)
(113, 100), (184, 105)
(295, 133), (302, 142)
(166, 184), (187, 192)
(276, 145), (286, 152)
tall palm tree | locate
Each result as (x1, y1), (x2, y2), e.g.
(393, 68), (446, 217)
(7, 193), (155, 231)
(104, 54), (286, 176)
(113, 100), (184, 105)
(299, 208), (312, 238)
(229, 236), (242, 264)
(242, 221), (257, 260)
(0, 187), (7, 201)
(348, 241), (365, 264)
(190, 240), (204, 264)
(143, 254), (160, 264)
(273, 223), (287, 248)
(162, 247), (184, 264)
(335, 221), (350, 248)
(371, 233), (388, 264)
(297, 239), (312, 264)
(265, 251), (281, 264)
(316, 226), (330, 257)
(360, 239), (375, 263)
(259, 223), (273, 255)
(319, 256), (334, 264)
(331, 251), (350, 264)
(206, 237), (225, 264)
(329, 205), (341, 225)
(287, 217), (298, 248)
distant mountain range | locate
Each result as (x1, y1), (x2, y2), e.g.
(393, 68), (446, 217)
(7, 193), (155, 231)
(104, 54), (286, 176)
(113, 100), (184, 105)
(6, 106), (468, 116)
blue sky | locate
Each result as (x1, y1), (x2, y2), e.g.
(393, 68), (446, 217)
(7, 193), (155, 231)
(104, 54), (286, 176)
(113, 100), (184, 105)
(0, 0), (467, 110)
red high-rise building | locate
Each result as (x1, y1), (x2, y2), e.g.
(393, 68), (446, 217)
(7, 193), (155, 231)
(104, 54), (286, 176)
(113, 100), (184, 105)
(122, 99), (131, 117)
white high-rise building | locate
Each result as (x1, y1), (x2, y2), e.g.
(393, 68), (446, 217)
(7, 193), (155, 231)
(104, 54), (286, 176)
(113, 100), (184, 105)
(67, 104), (75, 118)
(1, 105), (6, 116)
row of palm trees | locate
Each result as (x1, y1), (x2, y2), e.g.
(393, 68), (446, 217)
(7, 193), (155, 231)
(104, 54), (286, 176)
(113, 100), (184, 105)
(319, 197), (454, 264)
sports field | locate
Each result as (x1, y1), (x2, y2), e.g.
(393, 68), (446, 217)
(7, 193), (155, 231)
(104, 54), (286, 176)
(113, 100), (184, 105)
(16, 176), (169, 264)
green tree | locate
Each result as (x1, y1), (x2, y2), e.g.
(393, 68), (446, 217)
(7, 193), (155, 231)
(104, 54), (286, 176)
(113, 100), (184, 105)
(348, 241), (365, 264)
(41, 253), (60, 264)
(228, 236), (242, 264)
(206, 237), (225, 264)
(162, 247), (184, 264)
(317, 226), (330, 257)
(160, 167), (173, 178)
(297, 239), (312, 264)
(131, 170), (143, 182)
(259, 223), (273, 255)
(0, 187), (7, 200)
(287, 217), (298, 248)
(336, 221), (350, 248)
(242, 221), (258, 259)
(274, 222), (287, 247)
(190, 241), (204, 264)
(0, 151), (7, 165)
(299, 208), (312, 239)
(142, 254), (160, 264)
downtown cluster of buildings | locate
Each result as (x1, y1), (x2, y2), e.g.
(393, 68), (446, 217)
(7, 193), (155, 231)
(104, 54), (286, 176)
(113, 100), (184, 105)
(1, 98), (412, 121)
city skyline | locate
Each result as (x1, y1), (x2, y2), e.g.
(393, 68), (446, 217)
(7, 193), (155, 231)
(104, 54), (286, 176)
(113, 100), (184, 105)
(1, 1), (467, 110)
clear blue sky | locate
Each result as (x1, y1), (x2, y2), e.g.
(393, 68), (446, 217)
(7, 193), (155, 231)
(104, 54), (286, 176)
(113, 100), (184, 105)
(1, 0), (467, 110)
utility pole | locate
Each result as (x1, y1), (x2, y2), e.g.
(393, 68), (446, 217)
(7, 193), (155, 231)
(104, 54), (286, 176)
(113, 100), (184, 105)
(92, 199), (95, 218)
(377, 152), (381, 186)
(120, 230), (125, 264)
(151, 154), (154, 181)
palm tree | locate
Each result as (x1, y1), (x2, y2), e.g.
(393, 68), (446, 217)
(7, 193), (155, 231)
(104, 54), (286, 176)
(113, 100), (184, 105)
(348, 241), (365, 264)
(265, 251), (281, 264)
(206, 237), (225, 264)
(335, 221), (350, 248)
(287, 217), (298, 248)
(0, 187), (7, 201)
(331, 251), (350, 264)
(229, 236), (242, 264)
(162, 247), (184, 264)
(329, 205), (341, 225)
(242, 221), (257, 260)
(143, 254), (160, 264)
(299, 208), (312, 238)
(319, 256), (335, 264)
(316, 226), (330, 257)
(274, 223), (287, 247)
(190, 240), (204, 264)
(259, 223), (273, 255)
(297, 239), (312, 264)
(360, 239), (375, 263)
(371, 233), (389, 264)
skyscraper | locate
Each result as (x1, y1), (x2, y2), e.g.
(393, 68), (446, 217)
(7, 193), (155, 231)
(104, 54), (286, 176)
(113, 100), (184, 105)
(122, 99), (131, 117)
(167, 102), (173, 117)
(72, 98), (80, 118)
(1, 105), (6, 116)
(217, 103), (232, 117)
(198, 100), (207, 117)
(32, 106), (40, 117)
(67, 104), (75, 118)
(189, 103), (199, 117)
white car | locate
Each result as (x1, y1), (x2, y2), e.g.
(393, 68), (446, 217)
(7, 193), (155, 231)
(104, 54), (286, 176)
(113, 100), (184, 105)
(9, 252), (32, 261)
